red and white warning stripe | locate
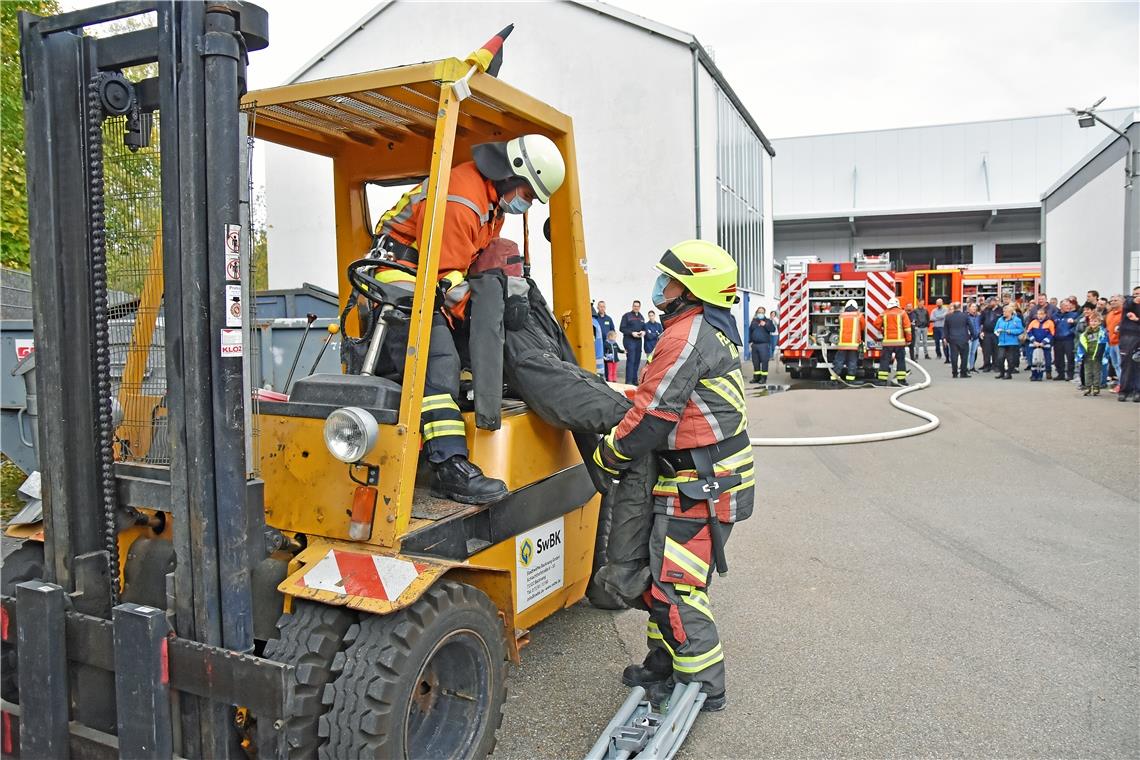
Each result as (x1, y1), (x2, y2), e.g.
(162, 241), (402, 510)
(863, 271), (894, 341)
(295, 549), (430, 601)
(778, 273), (809, 350)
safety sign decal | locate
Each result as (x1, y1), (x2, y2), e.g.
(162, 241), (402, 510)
(225, 223), (241, 282)
(220, 329), (243, 357)
(297, 549), (431, 601)
(13, 339), (33, 361)
(515, 516), (564, 611)
(225, 284), (242, 327)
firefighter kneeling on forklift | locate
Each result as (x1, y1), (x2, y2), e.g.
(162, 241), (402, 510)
(356, 133), (566, 504)
(593, 240), (754, 713)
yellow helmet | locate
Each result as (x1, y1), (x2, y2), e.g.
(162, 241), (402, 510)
(654, 240), (739, 308)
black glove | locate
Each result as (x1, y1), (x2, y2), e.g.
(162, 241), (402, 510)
(592, 433), (631, 480)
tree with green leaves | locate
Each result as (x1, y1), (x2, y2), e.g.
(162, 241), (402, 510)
(1, 0), (59, 271)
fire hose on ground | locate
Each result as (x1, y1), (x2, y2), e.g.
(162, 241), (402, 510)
(749, 357), (940, 446)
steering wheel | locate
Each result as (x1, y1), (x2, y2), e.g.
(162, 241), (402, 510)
(346, 257), (417, 306)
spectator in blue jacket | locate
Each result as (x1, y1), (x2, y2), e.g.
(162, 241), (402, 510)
(618, 300), (646, 384)
(966, 303), (982, 372)
(993, 304), (1024, 380)
(979, 298), (1001, 371)
(748, 306), (778, 383)
(1025, 308), (1055, 381)
(595, 301), (615, 342)
(592, 314), (605, 378)
(643, 310), (664, 356)
(1052, 298), (1079, 381)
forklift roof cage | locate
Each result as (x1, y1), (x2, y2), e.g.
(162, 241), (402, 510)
(242, 59), (594, 546)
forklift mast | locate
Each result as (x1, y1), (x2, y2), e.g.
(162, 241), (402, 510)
(10, 2), (289, 757)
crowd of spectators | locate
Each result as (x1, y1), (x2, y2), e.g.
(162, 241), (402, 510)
(906, 286), (1140, 401)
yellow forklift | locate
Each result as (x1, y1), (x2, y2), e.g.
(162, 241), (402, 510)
(3, 2), (606, 757)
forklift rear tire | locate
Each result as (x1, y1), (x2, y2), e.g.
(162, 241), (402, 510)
(258, 601), (356, 759)
(318, 580), (506, 760)
(1, 541), (46, 703)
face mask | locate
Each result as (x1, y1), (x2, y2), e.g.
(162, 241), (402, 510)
(651, 273), (673, 311)
(499, 194), (532, 215)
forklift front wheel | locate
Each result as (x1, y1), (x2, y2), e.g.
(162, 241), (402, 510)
(258, 601), (356, 758)
(318, 580), (507, 760)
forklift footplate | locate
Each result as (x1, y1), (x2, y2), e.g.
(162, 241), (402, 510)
(584, 682), (706, 760)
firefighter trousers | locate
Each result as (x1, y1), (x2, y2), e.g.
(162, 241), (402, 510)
(877, 346), (908, 381)
(833, 349), (859, 380)
(750, 342), (771, 381)
(644, 514), (733, 695)
(377, 310), (467, 463)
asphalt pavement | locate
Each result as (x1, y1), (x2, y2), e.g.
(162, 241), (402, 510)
(493, 356), (1140, 759)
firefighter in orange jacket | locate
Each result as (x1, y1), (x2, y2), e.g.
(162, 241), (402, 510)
(371, 134), (566, 504)
(873, 297), (913, 385)
(594, 240), (754, 713)
(834, 299), (865, 383)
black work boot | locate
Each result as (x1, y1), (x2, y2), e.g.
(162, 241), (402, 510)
(431, 456), (508, 505)
(644, 679), (727, 713)
(622, 647), (671, 688)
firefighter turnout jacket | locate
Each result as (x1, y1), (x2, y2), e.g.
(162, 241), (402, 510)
(837, 311), (866, 349)
(376, 161), (505, 277)
(873, 307), (913, 346)
(595, 305), (755, 524)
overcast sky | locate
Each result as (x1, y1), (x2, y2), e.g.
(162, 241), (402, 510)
(153, 0), (1140, 138)
(60, 0), (1139, 135)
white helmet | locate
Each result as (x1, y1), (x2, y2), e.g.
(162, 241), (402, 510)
(473, 134), (566, 204)
(844, 299), (858, 311)
(506, 134), (565, 203)
(887, 297), (900, 308)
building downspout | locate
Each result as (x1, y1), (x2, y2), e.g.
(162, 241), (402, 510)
(691, 43), (701, 238)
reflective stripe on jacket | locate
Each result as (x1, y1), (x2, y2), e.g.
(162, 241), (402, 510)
(376, 161), (504, 277)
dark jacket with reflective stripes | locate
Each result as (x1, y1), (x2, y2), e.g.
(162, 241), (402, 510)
(610, 305), (754, 523)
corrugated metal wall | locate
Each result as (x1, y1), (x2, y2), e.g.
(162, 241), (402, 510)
(773, 108), (1136, 215)
(715, 86), (766, 294)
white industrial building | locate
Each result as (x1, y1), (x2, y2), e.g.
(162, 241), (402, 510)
(1041, 112), (1139, 297)
(263, 0), (775, 319)
(772, 108), (1136, 296)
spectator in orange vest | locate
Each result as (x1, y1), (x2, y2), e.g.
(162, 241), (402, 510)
(1104, 295), (1123, 388)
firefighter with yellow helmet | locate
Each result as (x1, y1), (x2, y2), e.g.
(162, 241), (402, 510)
(593, 240), (754, 712)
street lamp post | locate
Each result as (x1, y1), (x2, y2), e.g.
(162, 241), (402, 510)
(1069, 97), (1137, 189)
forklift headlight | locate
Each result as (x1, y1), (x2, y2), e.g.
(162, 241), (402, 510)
(323, 407), (379, 463)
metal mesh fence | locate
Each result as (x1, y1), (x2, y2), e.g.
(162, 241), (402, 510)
(102, 115), (169, 464)
(244, 105), (261, 477)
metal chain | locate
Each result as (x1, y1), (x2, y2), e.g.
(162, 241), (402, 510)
(87, 74), (121, 604)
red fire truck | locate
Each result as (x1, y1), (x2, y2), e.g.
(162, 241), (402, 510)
(777, 255), (895, 379)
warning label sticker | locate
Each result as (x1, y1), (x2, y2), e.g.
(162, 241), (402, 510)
(225, 224), (241, 282)
(14, 339), (33, 360)
(220, 328), (243, 357)
(515, 516), (564, 611)
(226, 284), (242, 327)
